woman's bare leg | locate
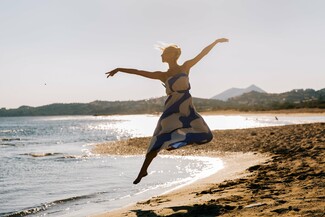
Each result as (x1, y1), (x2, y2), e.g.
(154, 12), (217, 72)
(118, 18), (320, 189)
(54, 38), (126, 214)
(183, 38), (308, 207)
(133, 150), (158, 184)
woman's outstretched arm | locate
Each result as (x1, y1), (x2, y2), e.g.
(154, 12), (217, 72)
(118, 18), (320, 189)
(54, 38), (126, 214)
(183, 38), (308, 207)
(183, 38), (228, 72)
(106, 68), (165, 81)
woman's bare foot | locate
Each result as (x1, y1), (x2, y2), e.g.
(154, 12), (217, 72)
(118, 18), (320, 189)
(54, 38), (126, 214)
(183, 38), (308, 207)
(133, 150), (158, 184)
(133, 172), (148, 184)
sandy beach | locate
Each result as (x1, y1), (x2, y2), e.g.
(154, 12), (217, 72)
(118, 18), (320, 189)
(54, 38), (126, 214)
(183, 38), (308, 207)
(92, 122), (324, 217)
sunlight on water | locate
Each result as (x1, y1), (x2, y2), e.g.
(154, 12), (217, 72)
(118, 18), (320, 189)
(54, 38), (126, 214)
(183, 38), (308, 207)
(94, 115), (159, 137)
(86, 114), (325, 137)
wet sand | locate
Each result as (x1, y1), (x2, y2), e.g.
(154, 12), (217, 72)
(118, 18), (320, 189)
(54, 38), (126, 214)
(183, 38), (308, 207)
(92, 122), (324, 217)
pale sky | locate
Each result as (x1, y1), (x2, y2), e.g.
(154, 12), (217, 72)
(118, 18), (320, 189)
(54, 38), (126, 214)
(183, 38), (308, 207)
(1, 0), (324, 109)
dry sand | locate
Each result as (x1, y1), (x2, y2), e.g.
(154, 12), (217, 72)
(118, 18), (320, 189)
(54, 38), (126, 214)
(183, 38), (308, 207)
(92, 122), (324, 217)
(200, 108), (325, 116)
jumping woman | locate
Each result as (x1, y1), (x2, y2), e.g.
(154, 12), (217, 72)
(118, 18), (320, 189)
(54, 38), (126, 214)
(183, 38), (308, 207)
(106, 38), (229, 184)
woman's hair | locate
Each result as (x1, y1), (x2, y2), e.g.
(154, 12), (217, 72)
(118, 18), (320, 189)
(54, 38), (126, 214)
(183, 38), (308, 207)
(156, 43), (181, 60)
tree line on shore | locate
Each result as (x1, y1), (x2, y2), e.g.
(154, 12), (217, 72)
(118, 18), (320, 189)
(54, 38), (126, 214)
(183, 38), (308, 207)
(1, 88), (324, 117)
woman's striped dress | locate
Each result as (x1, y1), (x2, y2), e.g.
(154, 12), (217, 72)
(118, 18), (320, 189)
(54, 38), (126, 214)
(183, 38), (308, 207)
(147, 72), (213, 153)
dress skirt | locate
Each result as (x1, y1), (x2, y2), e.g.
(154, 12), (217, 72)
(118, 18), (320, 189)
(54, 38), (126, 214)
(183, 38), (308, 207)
(147, 72), (213, 153)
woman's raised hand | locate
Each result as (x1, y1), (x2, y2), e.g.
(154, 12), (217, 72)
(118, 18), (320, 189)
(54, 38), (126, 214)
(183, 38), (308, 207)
(215, 38), (229, 43)
(106, 68), (119, 78)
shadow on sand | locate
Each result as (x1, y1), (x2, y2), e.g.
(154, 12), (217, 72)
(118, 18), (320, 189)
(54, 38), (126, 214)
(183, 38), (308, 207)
(130, 203), (236, 216)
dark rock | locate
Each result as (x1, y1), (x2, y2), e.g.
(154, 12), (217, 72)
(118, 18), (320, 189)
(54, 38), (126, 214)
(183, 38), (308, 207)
(248, 183), (269, 190)
(275, 199), (287, 205)
(200, 190), (211, 194)
(238, 178), (248, 183)
(297, 174), (308, 180)
(224, 205), (236, 210)
(271, 207), (289, 214)
(312, 172), (325, 178)
(283, 177), (294, 183)
(273, 148), (290, 155)
(260, 194), (273, 199)
(247, 165), (261, 172)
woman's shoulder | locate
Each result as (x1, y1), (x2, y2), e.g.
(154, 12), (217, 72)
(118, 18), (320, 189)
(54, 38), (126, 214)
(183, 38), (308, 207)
(179, 64), (190, 74)
(167, 65), (190, 74)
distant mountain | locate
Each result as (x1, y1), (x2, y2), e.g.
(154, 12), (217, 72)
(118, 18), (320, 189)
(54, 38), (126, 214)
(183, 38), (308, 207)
(211, 85), (267, 101)
(226, 88), (325, 110)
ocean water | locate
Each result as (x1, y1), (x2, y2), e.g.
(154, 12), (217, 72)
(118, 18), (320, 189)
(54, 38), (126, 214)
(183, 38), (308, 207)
(0, 114), (324, 217)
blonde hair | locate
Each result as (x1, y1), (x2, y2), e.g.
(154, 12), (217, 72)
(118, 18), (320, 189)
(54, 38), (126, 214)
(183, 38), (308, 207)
(160, 44), (182, 60)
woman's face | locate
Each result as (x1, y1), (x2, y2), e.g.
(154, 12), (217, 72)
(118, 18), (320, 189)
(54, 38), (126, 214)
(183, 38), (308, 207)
(161, 49), (177, 63)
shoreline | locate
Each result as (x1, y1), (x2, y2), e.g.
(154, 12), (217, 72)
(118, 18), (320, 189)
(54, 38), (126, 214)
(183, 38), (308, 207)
(91, 123), (324, 216)
(92, 152), (269, 217)
(0, 109), (323, 118)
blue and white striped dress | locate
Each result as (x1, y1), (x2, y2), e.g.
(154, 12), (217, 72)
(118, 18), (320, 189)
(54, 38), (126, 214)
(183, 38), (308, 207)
(147, 72), (213, 153)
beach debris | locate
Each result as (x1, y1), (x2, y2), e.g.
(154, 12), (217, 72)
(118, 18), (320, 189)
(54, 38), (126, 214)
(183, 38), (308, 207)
(244, 202), (267, 208)
(20, 152), (89, 159)
(1, 137), (21, 141)
(0, 143), (18, 146)
(21, 152), (62, 157)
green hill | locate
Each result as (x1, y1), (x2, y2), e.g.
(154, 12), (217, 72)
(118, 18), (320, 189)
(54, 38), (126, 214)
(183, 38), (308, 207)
(0, 88), (324, 117)
(227, 88), (325, 111)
